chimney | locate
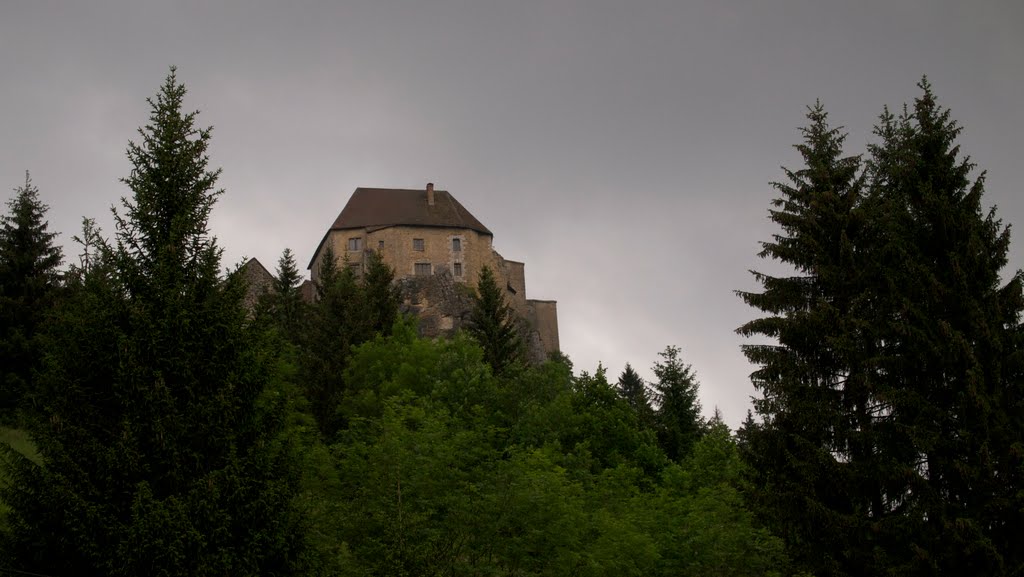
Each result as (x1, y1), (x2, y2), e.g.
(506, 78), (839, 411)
(426, 182), (435, 206)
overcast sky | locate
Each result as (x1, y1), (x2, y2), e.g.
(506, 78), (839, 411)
(2, 1), (1022, 426)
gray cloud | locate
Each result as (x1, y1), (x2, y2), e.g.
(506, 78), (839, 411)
(3, 0), (1022, 425)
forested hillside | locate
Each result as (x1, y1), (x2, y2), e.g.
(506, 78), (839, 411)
(0, 70), (1020, 576)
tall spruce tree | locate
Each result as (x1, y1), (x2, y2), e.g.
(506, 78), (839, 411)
(302, 249), (367, 436)
(0, 172), (63, 414)
(467, 265), (523, 374)
(616, 363), (654, 429)
(740, 85), (1024, 577)
(1, 69), (305, 575)
(270, 247), (305, 342)
(362, 250), (400, 336)
(736, 103), (881, 576)
(650, 346), (703, 461)
(859, 79), (1024, 576)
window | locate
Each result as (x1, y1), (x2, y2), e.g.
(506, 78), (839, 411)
(453, 262), (463, 277)
(414, 262), (431, 276)
(348, 262), (362, 275)
(347, 237), (362, 251)
(378, 240), (385, 250)
(452, 238), (461, 252)
(413, 238), (425, 251)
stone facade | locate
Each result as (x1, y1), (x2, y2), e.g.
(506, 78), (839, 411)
(239, 257), (274, 312)
(309, 184), (559, 360)
(312, 226), (494, 288)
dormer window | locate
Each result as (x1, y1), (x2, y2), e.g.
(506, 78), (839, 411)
(347, 237), (362, 251)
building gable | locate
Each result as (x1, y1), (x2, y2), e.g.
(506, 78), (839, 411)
(309, 185), (492, 270)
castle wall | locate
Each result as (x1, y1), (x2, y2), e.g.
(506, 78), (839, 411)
(527, 299), (560, 359)
(312, 226), (495, 288)
(498, 260), (528, 314)
(239, 258), (274, 313)
(310, 224), (559, 360)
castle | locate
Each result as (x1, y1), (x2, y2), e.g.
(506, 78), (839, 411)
(249, 184), (558, 360)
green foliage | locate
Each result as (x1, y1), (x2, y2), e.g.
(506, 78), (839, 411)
(268, 247), (306, 342)
(616, 363), (655, 429)
(468, 265), (524, 374)
(737, 101), (878, 576)
(302, 254), (366, 437)
(0, 172), (63, 414)
(314, 243), (339, 299)
(362, 250), (400, 336)
(859, 79), (1024, 576)
(637, 421), (788, 577)
(0, 69), (307, 575)
(299, 247), (403, 438)
(651, 346), (704, 461)
(559, 367), (665, 478)
(741, 82), (1024, 576)
(303, 329), (788, 576)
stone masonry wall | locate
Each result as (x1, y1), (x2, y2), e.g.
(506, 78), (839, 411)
(311, 225), (558, 360)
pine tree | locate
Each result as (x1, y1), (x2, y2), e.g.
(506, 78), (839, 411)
(740, 84), (1024, 576)
(70, 217), (105, 277)
(736, 103), (879, 576)
(314, 243), (339, 299)
(650, 346), (703, 461)
(302, 251), (366, 436)
(1, 69), (306, 575)
(299, 248), (401, 437)
(859, 79), (1024, 575)
(616, 363), (654, 429)
(0, 172), (63, 414)
(270, 247), (305, 342)
(362, 250), (400, 336)
(467, 265), (523, 374)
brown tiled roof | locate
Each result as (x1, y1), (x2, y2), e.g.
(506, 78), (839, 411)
(329, 187), (492, 236)
(308, 187), (492, 270)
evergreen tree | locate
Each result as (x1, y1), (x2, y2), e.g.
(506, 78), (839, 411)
(0, 172), (63, 414)
(314, 243), (339, 299)
(300, 248), (402, 437)
(859, 79), (1024, 575)
(740, 84), (1024, 576)
(302, 252), (366, 437)
(616, 363), (654, 428)
(70, 217), (105, 277)
(650, 346), (703, 461)
(270, 247), (305, 342)
(1, 69), (306, 575)
(736, 103), (881, 576)
(362, 249), (400, 336)
(467, 265), (523, 374)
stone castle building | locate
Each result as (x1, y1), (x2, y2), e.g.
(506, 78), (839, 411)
(307, 183), (559, 359)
